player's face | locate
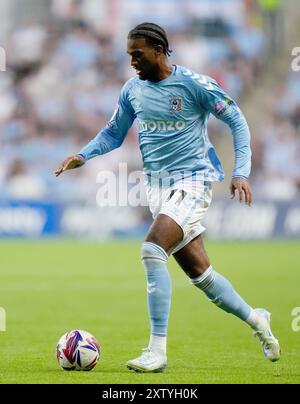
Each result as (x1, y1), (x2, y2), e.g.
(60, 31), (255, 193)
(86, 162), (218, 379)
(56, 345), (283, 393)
(127, 38), (161, 81)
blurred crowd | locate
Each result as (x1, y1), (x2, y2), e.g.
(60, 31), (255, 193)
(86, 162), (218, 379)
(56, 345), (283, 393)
(0, 0), (299, 204)
(251, 70), (300, 200)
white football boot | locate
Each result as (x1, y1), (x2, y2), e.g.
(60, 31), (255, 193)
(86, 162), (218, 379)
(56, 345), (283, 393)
(252, 308), (281, 362)
(126, 348), (167, 373)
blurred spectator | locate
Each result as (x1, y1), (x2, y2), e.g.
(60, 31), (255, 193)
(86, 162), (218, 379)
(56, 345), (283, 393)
(9, 22), (48, 67)
(258, 0), (284, 55)
(52, 21), (100, 76)
(260, 119), (300, 200)
(5, 159), (47, 200)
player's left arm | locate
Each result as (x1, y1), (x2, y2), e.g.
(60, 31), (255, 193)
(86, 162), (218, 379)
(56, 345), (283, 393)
(197, 78), (253, 206)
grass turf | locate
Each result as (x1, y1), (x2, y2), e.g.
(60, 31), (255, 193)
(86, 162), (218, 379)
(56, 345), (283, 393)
(0, 240), (299, 384)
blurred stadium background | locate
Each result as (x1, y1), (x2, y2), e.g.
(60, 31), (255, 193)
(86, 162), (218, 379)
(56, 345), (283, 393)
(0, 0), (299, 241)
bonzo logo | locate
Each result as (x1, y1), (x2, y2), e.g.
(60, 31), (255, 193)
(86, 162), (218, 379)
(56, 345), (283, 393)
(139, 119), (186, 132)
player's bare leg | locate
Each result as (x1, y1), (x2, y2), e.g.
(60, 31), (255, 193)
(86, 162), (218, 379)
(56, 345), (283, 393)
(173, 235), (209, 278)
(126, 214), (183, 373)
(174, 235), (281, 362)
(145, 213), (183, 253)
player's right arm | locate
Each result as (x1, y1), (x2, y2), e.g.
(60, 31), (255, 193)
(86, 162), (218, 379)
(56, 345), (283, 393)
(55, 82), (136, 177)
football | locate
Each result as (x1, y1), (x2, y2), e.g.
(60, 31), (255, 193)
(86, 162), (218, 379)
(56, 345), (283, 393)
(56, 330), (100, 371)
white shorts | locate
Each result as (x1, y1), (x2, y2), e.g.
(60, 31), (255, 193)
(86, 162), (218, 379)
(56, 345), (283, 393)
(145, 177), (213, 254)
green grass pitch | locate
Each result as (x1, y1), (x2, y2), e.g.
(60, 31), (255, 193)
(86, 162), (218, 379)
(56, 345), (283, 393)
(0, 240), (299, 384)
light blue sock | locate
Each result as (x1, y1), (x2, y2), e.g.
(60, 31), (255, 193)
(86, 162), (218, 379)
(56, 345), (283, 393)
(191, 266), (251, 321)
(141, 242), (171, 336)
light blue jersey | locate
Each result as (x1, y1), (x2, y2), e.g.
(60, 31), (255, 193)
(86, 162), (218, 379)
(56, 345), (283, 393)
(78, 65), (251, 181)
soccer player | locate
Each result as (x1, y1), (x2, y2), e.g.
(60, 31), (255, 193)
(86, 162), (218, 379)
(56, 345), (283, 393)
(55, 23), (280, 372)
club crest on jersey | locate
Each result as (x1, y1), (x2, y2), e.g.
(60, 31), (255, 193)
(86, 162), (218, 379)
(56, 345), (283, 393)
(169, 97), (182, 113)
